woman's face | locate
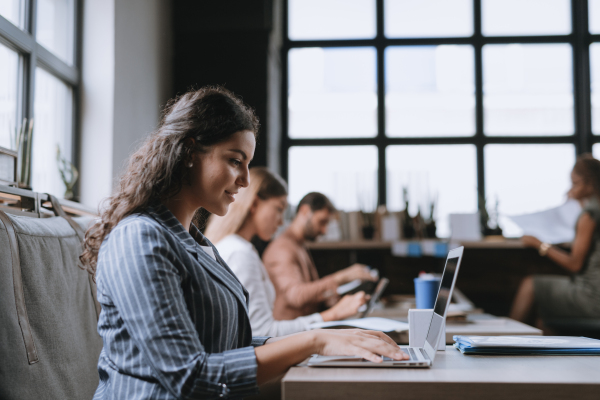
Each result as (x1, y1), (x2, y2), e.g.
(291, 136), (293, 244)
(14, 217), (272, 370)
(251, 195), (288, 241)
(191, 130), (256, 216)
(568, 170), (594, 201)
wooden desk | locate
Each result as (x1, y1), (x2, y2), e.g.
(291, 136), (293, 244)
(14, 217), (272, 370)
(282, 346), (600, 400)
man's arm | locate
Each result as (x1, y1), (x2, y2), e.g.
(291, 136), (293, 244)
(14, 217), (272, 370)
(263, 241), (338, 310)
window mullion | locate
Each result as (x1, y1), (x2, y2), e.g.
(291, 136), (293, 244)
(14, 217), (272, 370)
(36, 45), (78, 85)
(474, 0), (486, 212)
(572, 0), (592, 154)
(24, 0), (38, 122)
(376, 0), (385, 206)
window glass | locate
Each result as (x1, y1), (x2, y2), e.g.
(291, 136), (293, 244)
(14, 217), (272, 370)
(386, 45), (475, 137)
(289, 47), (377, 138)
(386, 145), (477, 238)
(593, 144), (600, 159)
(36, 0), (75, 64)
(0, 0), (24, 28)
(384, 0), (472, 38)
(591, 44), (600, 135)
(482, 0), (571, 36)
(483, 44), (573, 136)
(32, 68), (73, 196)
(0, 42), (19, 150)
(288, 146), (378, 211)
(589, 0), (600, 34)
(484, 144), (575, 237)
(288, 0), (376, 40)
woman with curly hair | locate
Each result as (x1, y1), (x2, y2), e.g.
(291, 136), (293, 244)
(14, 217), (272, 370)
(81, 86), (407, 400)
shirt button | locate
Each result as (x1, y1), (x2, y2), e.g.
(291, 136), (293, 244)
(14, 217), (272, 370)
(219, 383), (230, 398)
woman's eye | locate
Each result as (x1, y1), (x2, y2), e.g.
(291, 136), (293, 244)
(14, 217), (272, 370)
(231, 159), (241, 166)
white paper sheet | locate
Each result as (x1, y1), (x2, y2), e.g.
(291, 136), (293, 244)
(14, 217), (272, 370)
(507, 200), (581, 244)
(310, 317), (409, 332)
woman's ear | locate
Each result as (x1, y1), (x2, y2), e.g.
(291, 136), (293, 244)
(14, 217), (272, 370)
(249, 197), (260, 215)
(182, 138), (195, 165)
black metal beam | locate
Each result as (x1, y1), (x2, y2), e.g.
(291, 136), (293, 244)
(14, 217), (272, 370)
(573, 0), (592, 155)
(280, 0), (290, 183)
(473, 0), (485, 209)
(376, 0), (385, 206)
(285, 34), (574, 49)
(285, 135), (577, 147)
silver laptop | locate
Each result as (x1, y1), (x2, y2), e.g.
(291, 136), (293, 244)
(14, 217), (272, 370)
(308, 246), (464, 368)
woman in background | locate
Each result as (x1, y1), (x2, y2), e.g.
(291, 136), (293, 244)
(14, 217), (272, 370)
(510, 153), (600, 326)
(205, 167), (368, 336)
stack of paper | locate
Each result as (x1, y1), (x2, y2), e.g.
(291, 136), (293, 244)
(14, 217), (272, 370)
(453, 335), (600, 355)
(507, 200), (581, 244)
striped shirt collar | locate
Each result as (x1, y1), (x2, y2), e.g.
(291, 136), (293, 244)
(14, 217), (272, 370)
(145, 201), (204, 255)
(146, 201), (250, 309)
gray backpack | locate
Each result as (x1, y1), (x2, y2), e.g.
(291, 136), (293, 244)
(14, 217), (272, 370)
(0, 195), (102, 399)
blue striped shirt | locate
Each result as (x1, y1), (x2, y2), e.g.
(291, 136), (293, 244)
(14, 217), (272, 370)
(93, 203), (269, 399)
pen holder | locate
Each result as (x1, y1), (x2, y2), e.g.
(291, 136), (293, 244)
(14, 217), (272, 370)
(408, 309), (445, 351)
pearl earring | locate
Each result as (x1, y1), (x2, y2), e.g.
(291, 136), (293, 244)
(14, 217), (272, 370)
(187, 162), (193, 168)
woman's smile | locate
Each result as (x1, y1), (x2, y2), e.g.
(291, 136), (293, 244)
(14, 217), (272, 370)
(225, 190), (238, 202)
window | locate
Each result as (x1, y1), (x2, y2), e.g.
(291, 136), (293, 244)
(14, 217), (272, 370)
(282, 1), (596, 238)
(386, 145), (477, 237)
(288, 47), (377, 138)
(288, 146), (378, 211)
(386, 45), (475, 137)
(485, 144), (575, 237)
(0, 0), (79, 197)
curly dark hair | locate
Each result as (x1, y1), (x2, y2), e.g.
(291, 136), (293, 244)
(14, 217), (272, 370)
(573, 153), (600, 198)
(80, 86), (259, 275)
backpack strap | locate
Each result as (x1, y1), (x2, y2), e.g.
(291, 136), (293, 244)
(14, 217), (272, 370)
(0, 210), (39, 364)
(47, 195), (101, 321)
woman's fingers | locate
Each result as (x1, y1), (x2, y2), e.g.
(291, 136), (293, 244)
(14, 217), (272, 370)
(352, 346), (383, 363)
(349, 329), (399, 347)
(354, 336), (408, 361)
(317, 329), (409, 361)
(363, 330), (398, 346)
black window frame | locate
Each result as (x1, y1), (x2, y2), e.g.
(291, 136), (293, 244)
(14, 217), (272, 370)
(281, 0), (600, 212)
(0, 0), (81, 191)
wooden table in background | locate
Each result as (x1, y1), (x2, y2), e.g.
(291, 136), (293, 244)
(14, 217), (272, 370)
(282, 346), (600, 400)
(307, 240), (569, 316)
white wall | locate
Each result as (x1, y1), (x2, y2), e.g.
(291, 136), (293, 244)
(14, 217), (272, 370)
(79, 0), (172, 210)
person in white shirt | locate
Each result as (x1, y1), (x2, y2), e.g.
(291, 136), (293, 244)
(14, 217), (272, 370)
(205, 167), (369, 336)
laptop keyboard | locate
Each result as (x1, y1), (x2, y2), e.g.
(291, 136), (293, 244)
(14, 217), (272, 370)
(382, 347), (417, 361)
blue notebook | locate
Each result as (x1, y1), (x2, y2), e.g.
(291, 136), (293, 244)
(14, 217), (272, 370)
(453, 335), (600, 355)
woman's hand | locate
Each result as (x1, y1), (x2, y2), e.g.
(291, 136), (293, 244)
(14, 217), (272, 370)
(313, 329), (409, 363)
(334, 264), (377, 285)
(521, 235), (542, 249)
(255, 328), (408, 384)
(320, 291), (368, 321)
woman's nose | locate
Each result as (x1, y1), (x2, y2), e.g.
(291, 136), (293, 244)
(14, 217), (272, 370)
(238, 167), (250, 188)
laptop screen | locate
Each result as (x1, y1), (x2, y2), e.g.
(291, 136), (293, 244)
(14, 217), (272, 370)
(424, 256), (459, 349)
